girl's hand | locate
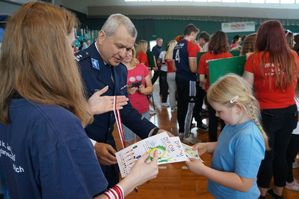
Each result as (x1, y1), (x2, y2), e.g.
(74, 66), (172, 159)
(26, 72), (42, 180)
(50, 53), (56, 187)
(185, 159), (206, 175)
(192, 143), (208, 156)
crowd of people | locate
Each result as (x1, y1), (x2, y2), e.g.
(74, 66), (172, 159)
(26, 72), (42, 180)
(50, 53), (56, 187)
(0, 1), (299, 199)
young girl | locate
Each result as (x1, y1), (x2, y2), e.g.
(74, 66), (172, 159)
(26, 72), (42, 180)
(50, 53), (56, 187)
(186, 74), (268, 199)
(123, 48), (153, 145)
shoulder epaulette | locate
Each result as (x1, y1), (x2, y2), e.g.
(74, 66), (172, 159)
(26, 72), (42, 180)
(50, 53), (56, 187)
(75, 51), (90, 62)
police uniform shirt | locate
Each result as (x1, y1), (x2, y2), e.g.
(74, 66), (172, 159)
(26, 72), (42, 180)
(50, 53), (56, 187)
(76, 43), (156, 144)
(0, 98), (108, 199)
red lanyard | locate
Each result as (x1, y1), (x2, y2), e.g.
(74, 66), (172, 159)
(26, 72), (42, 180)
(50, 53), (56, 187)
(113, 96), (125, 148)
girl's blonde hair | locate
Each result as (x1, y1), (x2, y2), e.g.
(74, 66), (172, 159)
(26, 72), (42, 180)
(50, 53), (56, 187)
(207, 74), (269, 149)
(165, 40), (177, 60)
(0, 2), (92, 126)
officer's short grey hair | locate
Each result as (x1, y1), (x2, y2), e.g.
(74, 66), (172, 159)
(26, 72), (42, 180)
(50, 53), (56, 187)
(101, 13), (137, 39)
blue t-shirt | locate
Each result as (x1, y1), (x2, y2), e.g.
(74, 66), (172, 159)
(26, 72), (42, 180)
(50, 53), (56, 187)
(0, 99), (108, 199)
(208, 120), (265, 199)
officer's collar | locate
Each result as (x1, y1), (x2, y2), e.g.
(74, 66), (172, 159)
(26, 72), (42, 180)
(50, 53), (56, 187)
(94, 41), (108, 66)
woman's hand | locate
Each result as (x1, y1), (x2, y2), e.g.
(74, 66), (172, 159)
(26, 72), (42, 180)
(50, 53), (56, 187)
(118, 150), (159, 195)
(138, 84), (146, 94)
(128, 150), (159, 185)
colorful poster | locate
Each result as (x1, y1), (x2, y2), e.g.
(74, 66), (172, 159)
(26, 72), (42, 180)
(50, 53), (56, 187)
(116, 132), (205, 177)
(116, 133), (189, 177)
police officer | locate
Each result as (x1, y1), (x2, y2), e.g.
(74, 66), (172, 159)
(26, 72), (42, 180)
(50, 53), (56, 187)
(76, 14), (161, 188)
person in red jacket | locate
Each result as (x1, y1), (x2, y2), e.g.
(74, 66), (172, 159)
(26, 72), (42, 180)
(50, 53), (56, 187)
(198, 31), (233, 142)
(243, 20), (299, 199)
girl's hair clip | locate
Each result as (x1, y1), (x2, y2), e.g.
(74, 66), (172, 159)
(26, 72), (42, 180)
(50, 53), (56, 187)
(230, 96), (239, 104)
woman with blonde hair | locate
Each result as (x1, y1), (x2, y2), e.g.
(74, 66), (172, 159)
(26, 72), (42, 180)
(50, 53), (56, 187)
(122, 47), (153, 145)
(136, 40), (149, 67)
(0, 2), (158, 199)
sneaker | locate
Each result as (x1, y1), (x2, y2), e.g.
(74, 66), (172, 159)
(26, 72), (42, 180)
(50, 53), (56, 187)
(182, 134), (200, 145)
(285, 180), (299, 192)
(149, 108), (156, 115)
(178, 133), (184, 140)
(267, 189), (283, 199)
(197, 123), (208, 131)
(161, 102), (169, 107)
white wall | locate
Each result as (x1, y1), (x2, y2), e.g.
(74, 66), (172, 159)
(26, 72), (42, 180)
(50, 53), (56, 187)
(59, 0), (299, 19)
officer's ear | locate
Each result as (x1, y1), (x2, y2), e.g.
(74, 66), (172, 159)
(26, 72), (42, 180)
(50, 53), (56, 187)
(98, 30), (106, 45)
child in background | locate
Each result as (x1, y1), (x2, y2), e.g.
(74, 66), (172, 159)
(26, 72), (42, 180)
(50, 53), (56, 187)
(285, 84), (299, 191)
(186, 74), (268, 199)
(123, 48), (153, 145)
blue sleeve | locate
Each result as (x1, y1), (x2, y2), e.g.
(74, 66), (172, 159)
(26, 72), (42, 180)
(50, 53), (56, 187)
(33, 112), (108, 199)
(234, 131), (265, 179)
(120, 102), (156, 139)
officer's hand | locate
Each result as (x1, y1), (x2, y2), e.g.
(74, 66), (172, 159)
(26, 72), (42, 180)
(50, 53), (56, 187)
(94, 142), (117, 165)
(88, 86), (128, 115)
(159, 129), (175, 137)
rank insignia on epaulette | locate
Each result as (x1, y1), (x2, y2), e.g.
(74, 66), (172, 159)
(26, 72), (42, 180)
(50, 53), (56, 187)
(91, 58), (100, 70)
(75, 54), (82, 62)
(75, 52), (89, 62)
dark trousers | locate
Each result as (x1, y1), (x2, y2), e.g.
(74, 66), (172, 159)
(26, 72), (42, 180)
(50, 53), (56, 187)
(257, 105), (297, 187)
(286, 134), (299, 182)
(159, 71), (168, 103)
(176, 76), (196, 136)
(207, 103), (225, 142)
(193, 82), (206, 125)
(151, 69), (160, 84)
